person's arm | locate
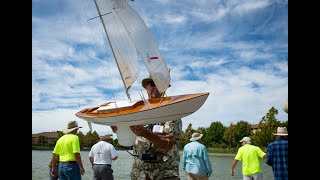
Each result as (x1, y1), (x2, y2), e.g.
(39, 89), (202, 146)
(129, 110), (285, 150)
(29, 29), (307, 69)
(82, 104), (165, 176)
(182, 148), (186, 171)
(230, 159), (238, 176)
(75, 153), (85, 175)
(203, 147), (213, 176)
(89, 156), (94, 168)
(51, 153), (59, 177)
(265, 145), (272, 166)
(130, 125), (175, 150)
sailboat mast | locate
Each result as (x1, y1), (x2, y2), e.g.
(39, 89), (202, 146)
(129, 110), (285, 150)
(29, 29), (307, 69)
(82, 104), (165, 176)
(92, 0), (132, 102)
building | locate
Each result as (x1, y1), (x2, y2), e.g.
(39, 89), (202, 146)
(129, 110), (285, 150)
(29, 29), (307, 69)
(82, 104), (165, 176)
(32, 132), (59, 146)
(251, 124), (260, 134)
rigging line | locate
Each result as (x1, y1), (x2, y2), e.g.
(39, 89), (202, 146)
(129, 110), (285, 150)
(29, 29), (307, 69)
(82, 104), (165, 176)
(125, 149), (138, 157)
(80, 0), (117, 103)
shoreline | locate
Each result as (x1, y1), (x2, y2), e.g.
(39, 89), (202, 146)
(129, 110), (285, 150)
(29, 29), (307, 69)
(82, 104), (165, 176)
(208, 153), (235, 157)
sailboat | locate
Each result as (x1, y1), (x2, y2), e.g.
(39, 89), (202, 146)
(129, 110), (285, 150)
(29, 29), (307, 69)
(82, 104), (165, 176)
(76, 0), (209, 146)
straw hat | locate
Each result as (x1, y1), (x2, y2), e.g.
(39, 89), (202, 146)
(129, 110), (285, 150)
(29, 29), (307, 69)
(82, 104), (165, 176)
(239, 137), (251, 144)
(190, 132), (203, 141)
(273, 127), (288, 136)
(63, 121), (82, 134)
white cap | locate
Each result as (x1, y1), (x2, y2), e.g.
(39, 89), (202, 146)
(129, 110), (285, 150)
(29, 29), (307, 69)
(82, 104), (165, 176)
(239, 137), (251, 144)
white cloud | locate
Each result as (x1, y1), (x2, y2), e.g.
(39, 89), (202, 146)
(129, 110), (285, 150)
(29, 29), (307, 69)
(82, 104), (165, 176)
(32, 0), (288, 135)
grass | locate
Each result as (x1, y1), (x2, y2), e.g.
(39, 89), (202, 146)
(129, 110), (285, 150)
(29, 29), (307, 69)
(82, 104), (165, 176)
(32, 145), (53, 150)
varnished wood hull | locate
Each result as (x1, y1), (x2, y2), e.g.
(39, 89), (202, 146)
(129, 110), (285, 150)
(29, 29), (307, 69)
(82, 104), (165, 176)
(75, 92), (209, 126)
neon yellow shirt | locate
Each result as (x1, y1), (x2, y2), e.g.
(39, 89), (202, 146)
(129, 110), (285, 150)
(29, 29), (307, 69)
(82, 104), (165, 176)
(53, 134), (81, 162)
(235, 144), (266, 175)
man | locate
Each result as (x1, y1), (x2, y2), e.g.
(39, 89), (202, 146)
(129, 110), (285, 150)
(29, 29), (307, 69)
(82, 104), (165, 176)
(230, 136), (266, 180)
(51, 120), (85, 180)
(112, 77), (182, 180)
(89, 135), (118, 180)
(183, 132), (213, 180)
(265, 127), (288, 180)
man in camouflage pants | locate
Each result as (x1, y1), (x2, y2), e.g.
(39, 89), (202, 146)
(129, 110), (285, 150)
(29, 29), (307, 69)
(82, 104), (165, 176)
(130, 119), (182, 180)
(113, 77), (182, 179)
(132, 77), (182, 180)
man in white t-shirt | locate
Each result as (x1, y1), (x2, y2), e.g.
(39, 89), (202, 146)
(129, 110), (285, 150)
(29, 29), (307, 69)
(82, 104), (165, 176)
(89, 135), (118, 180)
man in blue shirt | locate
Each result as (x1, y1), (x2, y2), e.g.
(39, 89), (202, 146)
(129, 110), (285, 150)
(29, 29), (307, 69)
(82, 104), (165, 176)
(266, 127), (288, 180)
(183, 132), (212, 180)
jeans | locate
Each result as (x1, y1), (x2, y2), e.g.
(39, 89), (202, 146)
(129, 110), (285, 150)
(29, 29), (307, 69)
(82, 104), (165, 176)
(58, 163), (81, 180)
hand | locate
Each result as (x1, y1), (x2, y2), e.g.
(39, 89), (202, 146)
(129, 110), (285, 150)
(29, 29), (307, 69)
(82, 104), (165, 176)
(51, 168), (58, 177)
(111, 126), (117, 133)
(230, 170), (234, 176)
(80, 167), (85, 175)
(130, 125), (148, 136)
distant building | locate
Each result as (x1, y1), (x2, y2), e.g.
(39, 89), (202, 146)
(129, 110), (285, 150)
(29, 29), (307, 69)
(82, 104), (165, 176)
(251, 123), (266, 134)
(32, 132), (59, 146)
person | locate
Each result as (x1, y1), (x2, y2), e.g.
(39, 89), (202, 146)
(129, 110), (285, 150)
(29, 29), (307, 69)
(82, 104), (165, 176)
(230, 136), (266, 180)
(265, 127), (288, 180)
(49, 155), (59, 180)
(183, 132), (213, 180)
(112, 77), (182, 180)
(89, 134), (118, 180)
(51, 120), (85, 180)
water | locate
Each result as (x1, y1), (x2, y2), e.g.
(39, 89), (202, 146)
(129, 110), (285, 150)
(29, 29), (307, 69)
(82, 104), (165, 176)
(32, 150), (274, 180)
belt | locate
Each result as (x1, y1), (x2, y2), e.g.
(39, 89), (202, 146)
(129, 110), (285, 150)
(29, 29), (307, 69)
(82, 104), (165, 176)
(60, 161), (77, 164)
(93, 164), (111, 167)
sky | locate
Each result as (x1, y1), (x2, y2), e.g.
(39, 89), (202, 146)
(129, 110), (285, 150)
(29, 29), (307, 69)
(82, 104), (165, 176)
(32, 0), (288, 137)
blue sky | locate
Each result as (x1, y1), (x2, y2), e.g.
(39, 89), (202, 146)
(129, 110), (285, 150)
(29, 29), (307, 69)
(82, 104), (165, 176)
(32, 0), (288, 136)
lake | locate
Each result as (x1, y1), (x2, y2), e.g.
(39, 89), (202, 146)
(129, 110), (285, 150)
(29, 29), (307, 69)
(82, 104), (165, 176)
(32, 150), (274, 179)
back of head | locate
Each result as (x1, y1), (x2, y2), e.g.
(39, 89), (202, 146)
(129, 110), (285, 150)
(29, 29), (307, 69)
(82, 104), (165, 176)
(239, 137), (251, 144)
(141, 77), (154, 89)
(190, 132), (203, 141)
(273, 127), (288, 136)
(63, 120), (82, 134)
(100, 135), (113, 141)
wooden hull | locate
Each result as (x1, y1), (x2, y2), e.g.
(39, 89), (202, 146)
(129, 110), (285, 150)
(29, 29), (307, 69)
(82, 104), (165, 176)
(76, 92), (209, 146)
(75, 92), (209, 126)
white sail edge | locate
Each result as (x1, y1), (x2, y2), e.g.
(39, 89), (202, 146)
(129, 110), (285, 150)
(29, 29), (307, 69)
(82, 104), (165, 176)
(94, 0), (140, 100)
(111, 0), (171, 93)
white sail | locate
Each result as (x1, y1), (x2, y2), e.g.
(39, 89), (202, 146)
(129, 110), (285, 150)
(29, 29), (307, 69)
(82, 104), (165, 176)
(94, 0), (140, 97)
(110, 0), (171, 94)
(78, 0), (210, 146)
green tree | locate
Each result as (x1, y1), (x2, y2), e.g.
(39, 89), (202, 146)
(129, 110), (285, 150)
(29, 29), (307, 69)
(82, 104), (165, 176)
(38, 136), (48, 145)
(77, 131), (85, 148)
(223, 123), (237, 148)
(235, 121), (252, 142)
(83, 131), (100, 147)
(281, 120), (288, 129)
(206, 121), (225, 147)
(252, 106), (281, 147)
(197, 127), (208, 146)
(179, 123), (194, 149)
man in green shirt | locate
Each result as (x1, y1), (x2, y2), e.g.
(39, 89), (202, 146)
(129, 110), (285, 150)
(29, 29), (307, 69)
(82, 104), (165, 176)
(51, 120), (85, 180)
(230, 137), (266, 180)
